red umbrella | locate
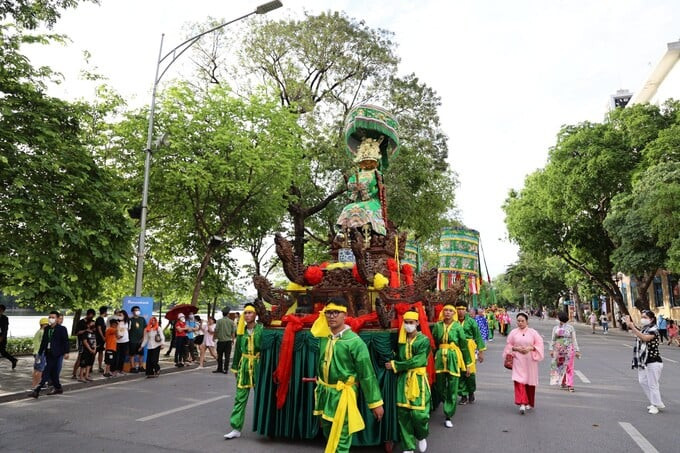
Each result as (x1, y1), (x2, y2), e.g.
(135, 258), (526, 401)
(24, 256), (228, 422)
(164, 304), (198, 321)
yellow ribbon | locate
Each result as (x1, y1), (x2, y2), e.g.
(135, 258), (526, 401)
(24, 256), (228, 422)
(466, 338), (477, 374)
(405, 367), (427, 401)
(318, 376), (364, 453)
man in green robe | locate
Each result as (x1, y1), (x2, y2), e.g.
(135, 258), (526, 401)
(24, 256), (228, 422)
(432, 304), (471, 428)
(486, 309), (497, 342)
(456, 304), (486, 404)
(311, 299), (384, 453)
(386, 310), (430, 453)
(224, 304), (262, 440)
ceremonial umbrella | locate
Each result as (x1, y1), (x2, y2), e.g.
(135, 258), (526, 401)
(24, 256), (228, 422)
(164, 304), (198, 321)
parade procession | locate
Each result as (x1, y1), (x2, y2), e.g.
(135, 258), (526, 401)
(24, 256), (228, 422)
(223, 105), (497, 453)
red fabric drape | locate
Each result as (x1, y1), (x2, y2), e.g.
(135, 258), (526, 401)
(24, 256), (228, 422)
(272, 313), (318, 409)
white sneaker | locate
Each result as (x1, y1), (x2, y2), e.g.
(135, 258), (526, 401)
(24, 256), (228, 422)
(647, 405), (655, 410)
(656, 403), (666, 411)
(224, 429), (241, 439)
(418, 438), (428, 452)
(519, 404), (526, 415)
(648, 406), (659, 415)
(526, 405), (533, 410)
(445, 419), (453, 428)
(403, 451), (414, 453)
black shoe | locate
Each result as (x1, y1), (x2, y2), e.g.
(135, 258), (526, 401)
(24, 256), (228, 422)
(29, 389), (39, 398)
(213, 369), (223, 373)
(223, 370), (228, 374)
(469, 393), (475, 403)
(177, 363), (184, 367)
(130, 368), (139, 373)
(139, 367), (145, 372)
(11, 358), (18, 370)
(459, 396), (468, 405)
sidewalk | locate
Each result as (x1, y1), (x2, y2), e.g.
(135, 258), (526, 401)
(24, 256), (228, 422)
(0, 345), (221, 403)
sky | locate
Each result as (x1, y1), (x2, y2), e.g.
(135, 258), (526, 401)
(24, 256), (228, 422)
(24, 0), (680, 279)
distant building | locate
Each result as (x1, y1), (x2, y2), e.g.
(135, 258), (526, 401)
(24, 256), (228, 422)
(614, 40), (680, 321)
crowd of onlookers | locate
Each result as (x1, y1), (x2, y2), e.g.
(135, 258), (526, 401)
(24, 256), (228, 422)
(0, 303), (239, 398)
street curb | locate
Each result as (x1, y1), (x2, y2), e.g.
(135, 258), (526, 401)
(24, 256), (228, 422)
(0, 360), (218, 404)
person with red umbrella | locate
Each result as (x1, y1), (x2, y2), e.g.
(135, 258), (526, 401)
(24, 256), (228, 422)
(174, 314), (189, 367)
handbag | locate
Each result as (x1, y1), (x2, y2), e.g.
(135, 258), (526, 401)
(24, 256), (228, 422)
(504, 353), (514, 370)
(154, 328), (162, 343)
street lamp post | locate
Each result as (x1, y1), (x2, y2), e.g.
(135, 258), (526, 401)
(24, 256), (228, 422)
(133, 0), (283, 296)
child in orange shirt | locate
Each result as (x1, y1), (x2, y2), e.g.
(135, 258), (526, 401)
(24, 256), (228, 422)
(104, 319), (119, 377)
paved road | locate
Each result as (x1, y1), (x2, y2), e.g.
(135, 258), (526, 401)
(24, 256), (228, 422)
(1, 318), (677, 453)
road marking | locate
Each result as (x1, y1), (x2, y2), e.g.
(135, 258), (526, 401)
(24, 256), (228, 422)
(619, 422), (659, 453)
(574, 370), (591, 384)
(136, 395), (229, 421)
(622, 343), (632, 348)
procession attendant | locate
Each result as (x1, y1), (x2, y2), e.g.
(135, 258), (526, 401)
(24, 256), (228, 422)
(549, 312), (580, 392)
(473, 308), (490, 343)
(385, 310), (430, 453)
(486, 309), (497, 342)
(456, 304), (486, 405)
(312, 299), (384, 453)
(503, 312), (544, 414)
(224, 304), (262, 440)
(431, 304), (471, 428)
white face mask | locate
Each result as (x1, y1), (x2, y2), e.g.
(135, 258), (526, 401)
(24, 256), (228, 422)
(118, 316), (124, 321)
(641, 318), (651, 326)
(48, 318), (56, 325)
(404, 323), (417, 333)
(133, 311), (140, 316)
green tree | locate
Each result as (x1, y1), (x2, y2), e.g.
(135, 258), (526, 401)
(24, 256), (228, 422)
(111, 84), (304, 305)
(0, 0), (133, 310)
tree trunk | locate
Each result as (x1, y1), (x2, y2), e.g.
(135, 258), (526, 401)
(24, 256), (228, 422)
(191, 248), (215, 306)
(292, 210), (306, 264)
(70, 308), (82, 337)
(634, 272), (655, 312)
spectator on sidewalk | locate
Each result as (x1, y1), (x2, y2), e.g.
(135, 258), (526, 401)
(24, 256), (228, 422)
(95, 306), (108, 373)
(199, 316), (217, 368)
(164, 319), (176, 357)
(174, 314), (189, 367)
(599, 313), (609, 335)
(589, 312), (598, 334)
(32, 318), (49, 388)
(115, 310), (130, 375)
(140, 316), (164, 378)
(104, 319), (118, 377)
(128, 306), (147, 373)
(72, 308), (96, 379)
(624, 311), (665, 414)
(657, 315), (668, 343)
(0, 304), (18, 369)
(215, 308), (235, 374)
(78, 319), (96, 382)
(667, 320), (679, 346)
(31, 311), (70, 397)
(186, 314), (198, 364)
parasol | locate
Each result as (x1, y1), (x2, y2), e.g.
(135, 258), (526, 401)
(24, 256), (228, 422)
(164, 304), (198, 321)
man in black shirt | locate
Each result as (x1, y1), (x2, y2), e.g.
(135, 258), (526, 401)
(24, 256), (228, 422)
(0, 304), (18, 369)
(95, 306), (108, 373)
(72, 308), (95, 379)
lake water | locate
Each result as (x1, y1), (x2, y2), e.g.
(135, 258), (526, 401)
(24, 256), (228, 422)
(4, 313), (230, 338)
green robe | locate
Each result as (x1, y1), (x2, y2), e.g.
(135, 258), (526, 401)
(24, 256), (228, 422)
(390, 333), (431, 451)
(230, 323), (263, 389)
(432, 320), (470, 419)
(314, 327), (384, 453)
(457, 315), (486, 396)
(336, 169), (386, 236)
(486, 312), (497, 339)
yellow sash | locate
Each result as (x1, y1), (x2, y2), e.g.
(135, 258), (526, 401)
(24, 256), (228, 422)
(318, 377), (364, 453)
(439, 343), (465, 372)
(405, 366), (428, 401)
(466, 338), (477, 374)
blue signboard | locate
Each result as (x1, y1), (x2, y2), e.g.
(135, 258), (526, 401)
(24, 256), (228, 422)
(122, 296), (154, 362)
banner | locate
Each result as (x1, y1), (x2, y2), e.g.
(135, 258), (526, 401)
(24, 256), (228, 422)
(122, 296), (154, 362)
(438, 227), (481, 294)
(402, 239), (422, 274)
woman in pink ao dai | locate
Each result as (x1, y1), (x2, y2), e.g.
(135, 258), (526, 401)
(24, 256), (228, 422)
(503, 312), (544, 414)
